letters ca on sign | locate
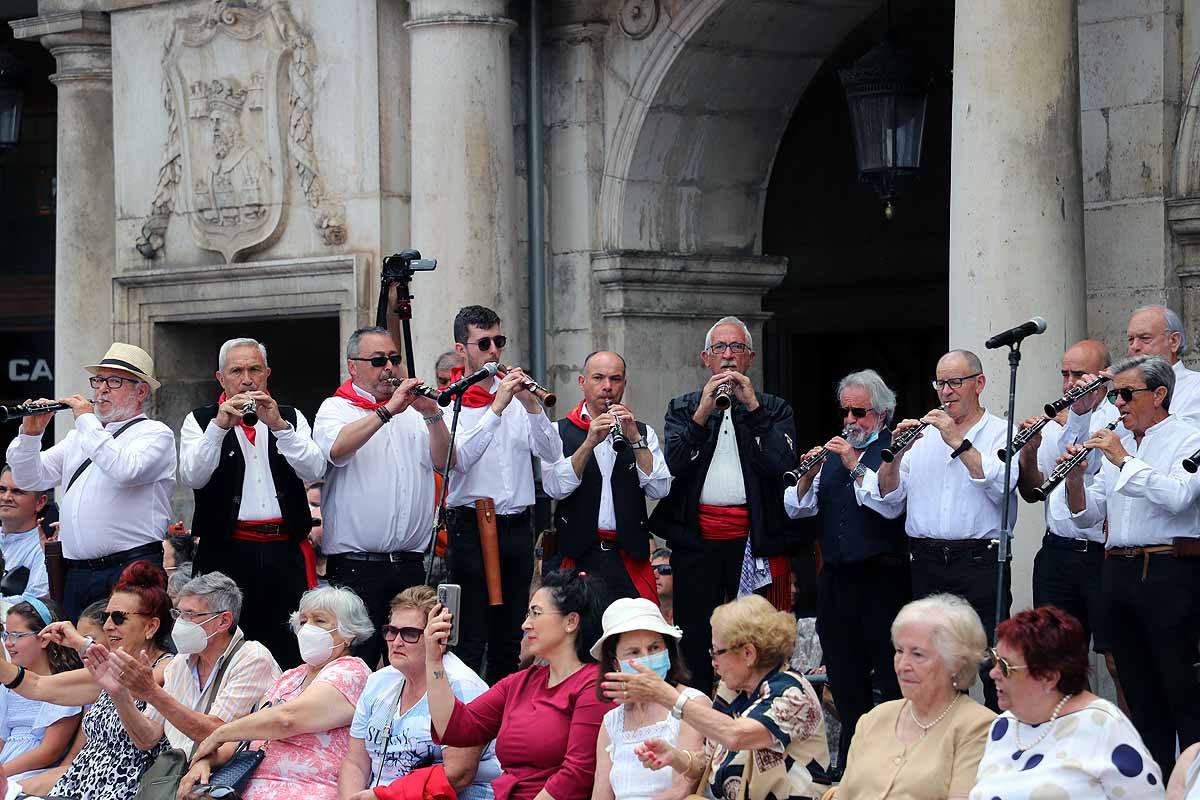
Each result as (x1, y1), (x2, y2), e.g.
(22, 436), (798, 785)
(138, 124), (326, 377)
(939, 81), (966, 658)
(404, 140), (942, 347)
(8, 358), (53, 383)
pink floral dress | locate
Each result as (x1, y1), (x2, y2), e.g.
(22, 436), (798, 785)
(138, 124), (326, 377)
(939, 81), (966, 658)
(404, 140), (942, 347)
(240, 655), (371, 800)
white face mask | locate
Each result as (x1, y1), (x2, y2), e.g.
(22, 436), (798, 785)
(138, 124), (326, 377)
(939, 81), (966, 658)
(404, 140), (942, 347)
(171, 616), (220, 655)
(297, 623), (344, 666)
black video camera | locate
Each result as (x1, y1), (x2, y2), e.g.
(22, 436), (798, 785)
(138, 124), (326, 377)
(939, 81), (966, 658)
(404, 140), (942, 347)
(382, 249), (437, 283)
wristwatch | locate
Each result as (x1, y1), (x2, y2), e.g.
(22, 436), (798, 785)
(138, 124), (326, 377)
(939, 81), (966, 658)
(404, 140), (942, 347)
(1119, 455), (1134, 470)
(671, 687), (702, 719)
(77, 635), (94, 658)
(629, 439), (649, 450)
(849, 463), (868, 481)
(950, 438), (973, 460)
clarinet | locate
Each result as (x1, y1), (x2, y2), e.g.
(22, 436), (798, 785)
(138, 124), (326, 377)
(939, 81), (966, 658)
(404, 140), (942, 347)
(0, 402), (71, 422)
(782, 428), (851, 487)
(998, 417), (1051, 463)
(1044, 375), (1108, 417)
(1031, 421), (1119, 500)
(605, 399), (628, 453)
(880, 405), (947, 463)
(241, 399), (259, 427)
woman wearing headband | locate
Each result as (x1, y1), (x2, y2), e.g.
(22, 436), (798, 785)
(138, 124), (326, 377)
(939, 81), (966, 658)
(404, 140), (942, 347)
(0, 596), (83, 783)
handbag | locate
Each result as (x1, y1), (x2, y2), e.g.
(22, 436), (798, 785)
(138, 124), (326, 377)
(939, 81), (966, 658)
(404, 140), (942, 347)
(191, 740), (267, 798)
(132, 638), (248, 800)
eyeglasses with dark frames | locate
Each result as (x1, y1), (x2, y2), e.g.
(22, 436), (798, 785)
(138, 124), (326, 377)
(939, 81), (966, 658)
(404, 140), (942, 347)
(652, 564), (673, 576)
(382, 625), (424, 643)
(839, 406), (870, 419)
(104, 610), (151, 626)
(931, 373), (982, 391)
(1106, 386), (1154, 404)
(89, 375), (143, 389)
(706, 342), (748, 355)
(349, 355), (403, 368)
(465, 336), (507, 351)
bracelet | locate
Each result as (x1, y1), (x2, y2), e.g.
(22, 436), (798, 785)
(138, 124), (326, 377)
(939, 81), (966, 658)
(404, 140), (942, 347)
(77, 635), (95, 658)
(375, 407), (392, 424)
(671, 688), (698, 719)
(629, 439), (648, 450)
(423, 411), (445, 425)
(681, 749), (694, 775)
(4, 665), (26, 690)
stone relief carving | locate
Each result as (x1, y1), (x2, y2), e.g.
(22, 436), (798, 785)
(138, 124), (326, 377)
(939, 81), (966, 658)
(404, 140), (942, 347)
(135, 0), (346, 263)
(1172, 56), (1200, 199)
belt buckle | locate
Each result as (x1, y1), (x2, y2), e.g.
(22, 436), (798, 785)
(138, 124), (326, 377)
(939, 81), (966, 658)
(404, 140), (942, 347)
(599, 540), (615, 552)
(1073, 538), (1091, 554)
(388, 552), (403, 563)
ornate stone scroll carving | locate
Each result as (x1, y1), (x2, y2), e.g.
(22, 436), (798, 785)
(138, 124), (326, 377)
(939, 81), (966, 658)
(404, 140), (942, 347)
(134, 0), (345, 263)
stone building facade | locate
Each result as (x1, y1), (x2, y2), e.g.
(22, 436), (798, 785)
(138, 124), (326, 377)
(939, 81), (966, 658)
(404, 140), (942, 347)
(8, 0), (1200, 620)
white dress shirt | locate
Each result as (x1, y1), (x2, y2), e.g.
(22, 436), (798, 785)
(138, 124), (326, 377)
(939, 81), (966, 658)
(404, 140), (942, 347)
(1170, 360), (1200, 428)
(0, 526), (48, 603)
(1032, 420), (1108, 543)
(312, 386), (435, 554)
(5, 414), (176, 560)
(1069, 414), (1200, 546)
(540, 405), (673, 529)
(699, 410), (747, 506)
(446, 378), (563, 515)
(857, 411), (1018, 540)
(178, 410), (326, 520)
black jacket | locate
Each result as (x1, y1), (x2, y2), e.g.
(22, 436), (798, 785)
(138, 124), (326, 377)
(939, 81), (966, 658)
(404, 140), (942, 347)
(649, 390), (796, 555)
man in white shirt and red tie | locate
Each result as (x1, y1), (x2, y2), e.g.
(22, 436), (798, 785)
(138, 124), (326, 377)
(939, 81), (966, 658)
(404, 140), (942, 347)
(179, 338), (327, 666)
(5, 343), (176, 619)
(313, 325), (451, 668)
(541, 350), (673, 604)
(858, 348), (1017, 710)
(444, 305), (562, 685)
(1062, 354), (1200, 777)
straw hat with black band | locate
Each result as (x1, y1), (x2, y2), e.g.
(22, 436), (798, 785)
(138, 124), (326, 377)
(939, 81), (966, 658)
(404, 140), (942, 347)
(84, 343), (161, 391)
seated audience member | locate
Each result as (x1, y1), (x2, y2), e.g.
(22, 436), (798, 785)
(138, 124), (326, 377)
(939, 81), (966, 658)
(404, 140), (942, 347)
(650, 549), (672, 625)
(589, 598), (703, 800)
(0, 465), (50, 601)
(166, 563), (193, 607)
(829, 594), (994, 800)
(0, 598), (83, 782)
(426, 570), (611, 800)
(970, 606), (1162, 800)
(0, 561), (174, 800)
(1170, 741), (1200, 800)
(177, 585), (373, 800)
(162, 533), (194, 576)
(340, 585), (499, 800)
(49, 572), (281, 756)
(606, 594), (830, 800)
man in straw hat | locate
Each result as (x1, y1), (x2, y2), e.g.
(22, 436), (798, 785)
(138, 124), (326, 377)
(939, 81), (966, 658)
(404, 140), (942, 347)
(5, 343), (176, 617)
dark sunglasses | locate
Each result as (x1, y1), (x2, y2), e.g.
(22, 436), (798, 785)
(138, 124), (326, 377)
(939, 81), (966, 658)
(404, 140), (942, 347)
(652, 564), (673, 576)
(466, 336), (507, 351)
(382, 625), (423, 643)
(105, 610), (151, 626)
(349, 355), (403, 368)
(1106, 386), (1153, 404)
(983, 647), (1029, 678)
(311, 517), (322, 527)
(839, 406), (870, 419)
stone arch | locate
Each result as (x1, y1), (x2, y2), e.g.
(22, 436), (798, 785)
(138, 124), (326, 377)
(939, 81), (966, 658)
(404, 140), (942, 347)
(599, 0), (881, 255)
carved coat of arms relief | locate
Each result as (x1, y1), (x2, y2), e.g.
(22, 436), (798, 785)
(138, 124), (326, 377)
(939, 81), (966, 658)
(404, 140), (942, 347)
(135, 0), (346, 264)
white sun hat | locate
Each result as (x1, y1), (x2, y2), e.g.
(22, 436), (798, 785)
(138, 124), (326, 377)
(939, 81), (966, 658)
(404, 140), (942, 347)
(589, 597), (681, 660)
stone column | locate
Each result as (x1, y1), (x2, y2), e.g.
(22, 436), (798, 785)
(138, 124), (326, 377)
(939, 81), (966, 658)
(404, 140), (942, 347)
(948, 1), (1087, 612)
(13, 11), (115, 427)
(406, 1), (520, 364)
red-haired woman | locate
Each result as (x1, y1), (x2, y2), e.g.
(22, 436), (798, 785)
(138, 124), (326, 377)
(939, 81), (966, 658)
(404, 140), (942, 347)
(0, 560), (174, 800)
(969, 606), (1162, 800)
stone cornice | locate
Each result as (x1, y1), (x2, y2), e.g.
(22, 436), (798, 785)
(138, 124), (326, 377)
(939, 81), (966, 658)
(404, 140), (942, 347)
(404, 15), (517, 33)
(11, 10), (110, 41)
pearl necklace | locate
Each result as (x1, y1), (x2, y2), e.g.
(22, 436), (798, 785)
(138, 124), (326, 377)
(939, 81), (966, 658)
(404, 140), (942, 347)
(907, 694), (960, 735)
(1013, 693), (1073, 753)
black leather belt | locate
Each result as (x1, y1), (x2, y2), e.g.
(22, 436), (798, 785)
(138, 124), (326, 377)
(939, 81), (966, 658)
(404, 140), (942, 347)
(1042, 531), (1102, 554)
(910, 537), (997, 551)
(330, 551), (423, 564)
(66, 541), (163, 571)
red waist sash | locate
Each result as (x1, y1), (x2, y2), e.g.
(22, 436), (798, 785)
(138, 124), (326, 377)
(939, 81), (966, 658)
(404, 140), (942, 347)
(698, 504), (750, 540)
(232, 518), (318, 590)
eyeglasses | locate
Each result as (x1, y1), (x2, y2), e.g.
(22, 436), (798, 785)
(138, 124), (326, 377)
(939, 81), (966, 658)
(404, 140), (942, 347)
(170, 608), (225, 622)
(839, 406), (870, 419)
(382, 625), (423, 643)
(466, 336), (507, 351)
(104, 610), (151, 626)
(984, 647), (1029, 678)
(311, 516), (322, 527)
(706, 342), (748, 355)
(652, 564), (673, 576)
(1107, 386), (1154, 404)
(349, 355), (403, 368)
(524, 608), (562, 620)
(708, 645), (734, 658)
(89, 375), (142, 389)
(1, 630), (37, 642)
(931, 373), (981, 391)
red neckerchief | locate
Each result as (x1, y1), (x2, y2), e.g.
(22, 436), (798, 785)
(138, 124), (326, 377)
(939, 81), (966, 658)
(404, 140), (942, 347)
(333, 380), (385, 411)
(566, 401), (591, 431)
(446, 366), (495, 409)
(218, 392), (261, 445)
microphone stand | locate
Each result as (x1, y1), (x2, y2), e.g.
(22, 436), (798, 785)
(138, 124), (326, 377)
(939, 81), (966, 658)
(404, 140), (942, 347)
(425, 391), (464, 585)
(994, 342), (1020, 643)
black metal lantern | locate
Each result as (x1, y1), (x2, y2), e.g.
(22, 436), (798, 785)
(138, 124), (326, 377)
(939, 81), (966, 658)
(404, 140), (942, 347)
(840, 38), (928, 219)
(0, 46), (25, 151)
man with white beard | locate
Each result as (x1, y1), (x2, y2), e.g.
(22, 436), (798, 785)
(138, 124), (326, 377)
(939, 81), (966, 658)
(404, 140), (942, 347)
(5, 343), (176, 618)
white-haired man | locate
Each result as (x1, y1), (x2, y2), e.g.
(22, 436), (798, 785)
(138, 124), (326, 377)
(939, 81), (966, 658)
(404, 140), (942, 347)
(5, 343), (176, 618)
(1124, 305), (1200, 426)
(650, 315), (796, 692)
(179, 337), (326, 667)
(784, 368), (910, 769)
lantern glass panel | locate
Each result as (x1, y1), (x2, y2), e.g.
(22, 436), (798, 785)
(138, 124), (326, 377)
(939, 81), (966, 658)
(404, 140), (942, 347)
(0, 86), (22, 150)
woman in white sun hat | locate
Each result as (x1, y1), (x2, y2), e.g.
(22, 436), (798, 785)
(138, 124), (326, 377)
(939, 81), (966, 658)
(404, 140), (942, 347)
(589, 598), (705, 800)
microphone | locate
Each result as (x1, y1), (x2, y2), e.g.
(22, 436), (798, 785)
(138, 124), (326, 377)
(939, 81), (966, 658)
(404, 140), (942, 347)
(437, 362), (500, 407)
(985, 317), (1047, 350)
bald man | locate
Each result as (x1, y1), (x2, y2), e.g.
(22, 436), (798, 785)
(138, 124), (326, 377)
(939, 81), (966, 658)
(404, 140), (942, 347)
(541, 351), (673, 603)
(1125, 305), (1200, 427)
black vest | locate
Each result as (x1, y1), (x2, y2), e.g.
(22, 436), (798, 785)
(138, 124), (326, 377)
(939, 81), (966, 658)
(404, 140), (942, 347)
(190, 404), (312, 548)
(554, 418), (652, 561)
(815, 429), (908, 564)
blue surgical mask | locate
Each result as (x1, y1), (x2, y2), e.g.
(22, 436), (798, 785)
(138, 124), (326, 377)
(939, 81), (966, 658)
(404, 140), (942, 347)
(620, 649), (671, 679)
(849, 428), (879, 450)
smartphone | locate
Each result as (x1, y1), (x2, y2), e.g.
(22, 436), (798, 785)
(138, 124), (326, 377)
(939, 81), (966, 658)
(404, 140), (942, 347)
(437, 583), (461, 647)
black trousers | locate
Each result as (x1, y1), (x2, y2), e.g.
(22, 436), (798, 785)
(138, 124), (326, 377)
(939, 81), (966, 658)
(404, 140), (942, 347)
(448, 507), (534, 686)
(816, 556), (910, 768)
(327, 553), (425, 669)
(64, 542), (164, 621)
(909, 538), (1011, 711)
(196, 537), (310, 669)
(1103, 553), (1200, 777)
(1032, 532), (1109, 651)
(671, 537), (746, 693)
(571, 543), (639, 607)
